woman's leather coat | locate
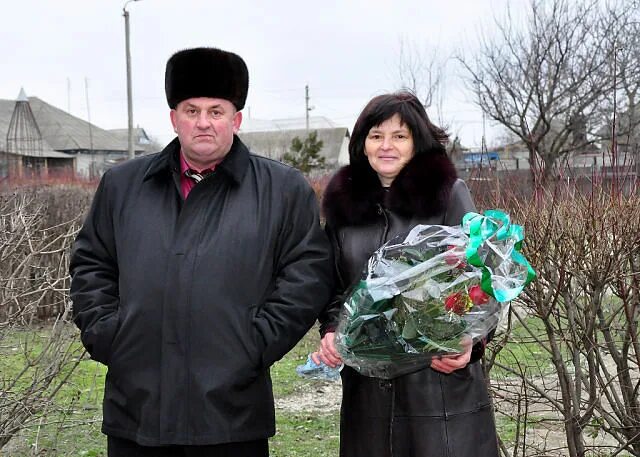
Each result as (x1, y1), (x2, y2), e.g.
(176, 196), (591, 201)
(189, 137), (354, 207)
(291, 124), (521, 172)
(320, 154), (499, 457)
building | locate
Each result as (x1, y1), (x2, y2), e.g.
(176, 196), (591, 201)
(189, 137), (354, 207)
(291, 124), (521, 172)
(238, 126), (350, 171)
(0, 89), (76, 179)
(108, 127), (161, 155)
(0, 91), (148, 180)
(597, 105), (639, 156)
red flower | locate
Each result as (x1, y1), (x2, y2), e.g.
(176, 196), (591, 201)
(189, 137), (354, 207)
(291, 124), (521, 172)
(444, 292), (471, 315)
(444, 245), (466, 269)
(468, 285), (490, 306)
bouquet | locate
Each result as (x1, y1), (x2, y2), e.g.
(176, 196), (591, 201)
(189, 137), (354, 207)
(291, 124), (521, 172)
(335, 210), (535, 379)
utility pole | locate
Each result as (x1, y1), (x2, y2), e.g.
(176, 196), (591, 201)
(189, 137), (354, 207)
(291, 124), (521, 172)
(85, 78), (95, 179)
(123, 0), (140, 160)
(85, 78), (94, 152)
(67, 78), (71, 113)
(305, 84), (314, 131)
(481, 111), (487, 155)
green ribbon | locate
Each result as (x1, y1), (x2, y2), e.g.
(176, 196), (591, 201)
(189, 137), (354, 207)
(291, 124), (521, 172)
(462, 210), (536, 302)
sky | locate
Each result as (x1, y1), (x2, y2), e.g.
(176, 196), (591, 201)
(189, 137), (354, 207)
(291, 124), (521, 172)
(1, 0), (520, 149)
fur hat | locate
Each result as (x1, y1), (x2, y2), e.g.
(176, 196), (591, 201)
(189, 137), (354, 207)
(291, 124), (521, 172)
(165, 47), (249, 110)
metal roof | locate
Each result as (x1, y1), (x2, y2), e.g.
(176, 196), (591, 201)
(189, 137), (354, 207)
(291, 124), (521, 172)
(1, 92), (71, 159)
(0, 96), (128, 153)
(240, 116), (340, 132)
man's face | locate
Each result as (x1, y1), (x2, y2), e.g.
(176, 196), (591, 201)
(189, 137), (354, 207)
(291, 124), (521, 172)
(170, 97), (242, 170)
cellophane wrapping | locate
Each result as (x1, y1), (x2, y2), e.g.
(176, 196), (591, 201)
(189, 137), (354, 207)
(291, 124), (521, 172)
(335, 210), (535, 379)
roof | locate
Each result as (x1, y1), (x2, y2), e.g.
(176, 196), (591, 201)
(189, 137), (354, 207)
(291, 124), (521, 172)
(596, 105), (640, 142)
(108, 127), (155, 152)
(17, 88), (28, 102)
(0, 99), (17, 151)
(0, 96), (128, 152)
(240, 116), (341, 132)
(238, 127), (349, 166)
(2, 148), (75, 159)
(463, 152), (500, 163)
(0, 96), (70, 158)
(108, 127), (150, 142)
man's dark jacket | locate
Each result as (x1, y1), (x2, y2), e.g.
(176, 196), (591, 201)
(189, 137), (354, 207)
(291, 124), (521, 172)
(70, 136), (334, 446)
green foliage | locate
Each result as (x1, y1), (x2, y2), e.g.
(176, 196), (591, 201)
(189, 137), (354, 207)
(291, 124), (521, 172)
(5, 322), (593, 457)
(282, 131), (326, 174)
(1, 332), (107, 456)
(3, 328), (326, 456)
(495, 415), (519, 444)
(271, 412), (339, 457)
(270, 328), (320, 398)
(488, 314), (555, 378)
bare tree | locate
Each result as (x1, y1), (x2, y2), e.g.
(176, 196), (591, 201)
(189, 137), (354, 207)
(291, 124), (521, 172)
(599, 9), (640, 159)
(459, 0), (640, 186)
(396, 37), (448, 125)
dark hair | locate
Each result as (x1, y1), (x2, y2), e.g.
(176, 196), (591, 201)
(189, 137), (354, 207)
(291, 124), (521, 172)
(348, 91), (449, 169)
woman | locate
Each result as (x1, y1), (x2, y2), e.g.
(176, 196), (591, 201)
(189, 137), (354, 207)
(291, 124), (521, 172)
(314, 91), (499, 457)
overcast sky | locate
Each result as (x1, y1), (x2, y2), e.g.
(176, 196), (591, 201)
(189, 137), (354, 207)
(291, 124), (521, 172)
(1, 0), (520, 148)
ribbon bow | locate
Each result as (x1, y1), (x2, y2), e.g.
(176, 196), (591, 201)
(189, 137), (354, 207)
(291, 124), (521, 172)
(462, 210), (536, 302)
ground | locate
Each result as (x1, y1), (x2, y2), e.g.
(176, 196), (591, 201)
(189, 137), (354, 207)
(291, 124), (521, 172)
(276, 380), (342, 413)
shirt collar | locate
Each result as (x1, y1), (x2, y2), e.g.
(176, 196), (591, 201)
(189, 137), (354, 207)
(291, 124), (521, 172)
(179, 151), (214, 176)
(144, 135), (249, 185)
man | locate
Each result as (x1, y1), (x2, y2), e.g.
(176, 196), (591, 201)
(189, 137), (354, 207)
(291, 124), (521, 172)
(70, 47), (334, 457)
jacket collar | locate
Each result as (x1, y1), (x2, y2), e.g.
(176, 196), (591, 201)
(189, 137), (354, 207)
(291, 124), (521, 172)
(143, 135), (249, 185)
(322, 152), (458, 227)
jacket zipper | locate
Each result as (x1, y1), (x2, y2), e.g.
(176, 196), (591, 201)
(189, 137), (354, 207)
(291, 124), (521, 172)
(389, 380), (396, 456)
(378, 202), (394, 455)
(377, 203), (396, 456)
(377, 203), (396, 457)
(439, 374), (451, 457)
(377, 204), (390, 245)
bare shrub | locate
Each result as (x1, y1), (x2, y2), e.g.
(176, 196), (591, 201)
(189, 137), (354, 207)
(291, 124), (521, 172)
(0, 184), (94, 450)
(474, 176), (640, 456)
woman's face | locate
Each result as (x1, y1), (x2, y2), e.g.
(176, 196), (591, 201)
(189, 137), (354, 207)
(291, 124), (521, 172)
(364, 113), (415, 187)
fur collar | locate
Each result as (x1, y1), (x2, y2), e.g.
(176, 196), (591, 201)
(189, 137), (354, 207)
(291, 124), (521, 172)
(322, 153), (457, 227)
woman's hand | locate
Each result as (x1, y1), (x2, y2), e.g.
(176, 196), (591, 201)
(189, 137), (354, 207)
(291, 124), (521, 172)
(430, 336), (472, 374)
(311, 331), (342, 368)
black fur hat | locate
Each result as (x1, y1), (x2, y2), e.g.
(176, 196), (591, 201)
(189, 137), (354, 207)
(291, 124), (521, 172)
(165, 47), (249, 110)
